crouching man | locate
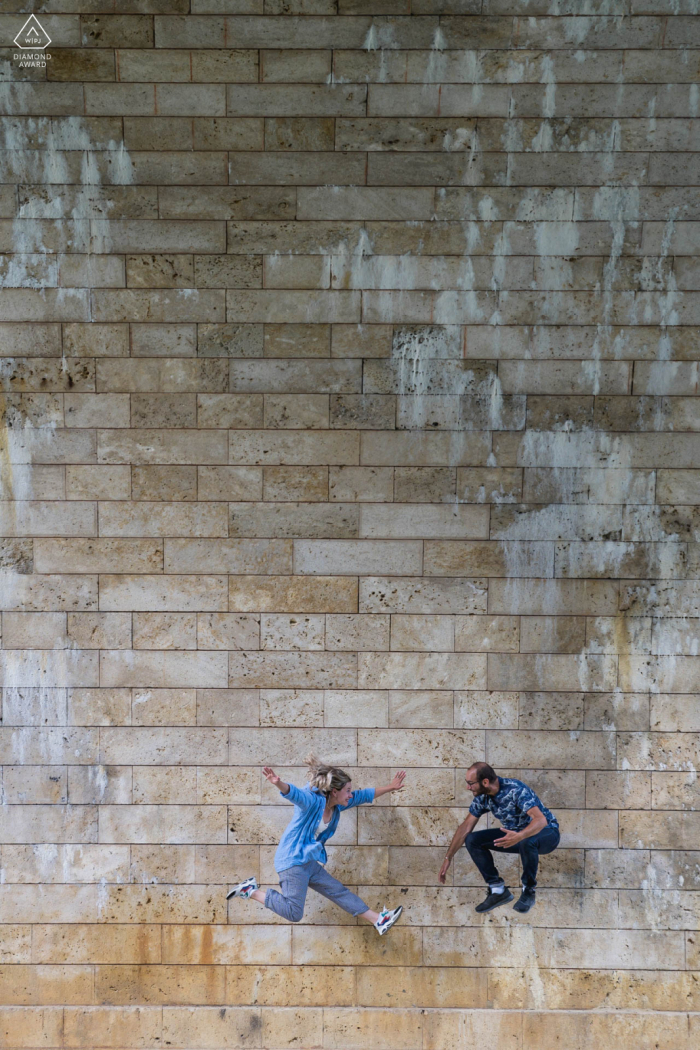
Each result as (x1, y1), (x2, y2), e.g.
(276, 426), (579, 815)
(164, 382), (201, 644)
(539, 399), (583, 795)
(438, 762), (560, 913)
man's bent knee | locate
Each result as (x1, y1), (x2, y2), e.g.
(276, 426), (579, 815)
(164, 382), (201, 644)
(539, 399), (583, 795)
(465, 831), (478, 850)
(288, 904), (304, 922)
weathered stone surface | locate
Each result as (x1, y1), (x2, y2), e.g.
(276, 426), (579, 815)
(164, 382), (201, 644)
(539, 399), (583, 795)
(2, 9), (698, 1045)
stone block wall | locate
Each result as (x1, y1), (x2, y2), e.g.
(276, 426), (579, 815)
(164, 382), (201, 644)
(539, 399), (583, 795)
(1, 2), (699, 1047)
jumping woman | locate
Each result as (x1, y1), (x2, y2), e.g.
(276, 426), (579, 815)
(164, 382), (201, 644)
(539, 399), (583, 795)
(227, 756), (406, 934)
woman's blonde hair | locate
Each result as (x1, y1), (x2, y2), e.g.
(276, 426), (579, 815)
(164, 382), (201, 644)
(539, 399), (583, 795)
(306, 754), (351, 797)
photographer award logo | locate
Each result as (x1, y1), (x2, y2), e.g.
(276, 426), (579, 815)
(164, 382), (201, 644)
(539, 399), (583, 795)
(13, 14), (51, 66)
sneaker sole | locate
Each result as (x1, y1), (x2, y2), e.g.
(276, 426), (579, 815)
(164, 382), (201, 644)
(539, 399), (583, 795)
(226, 883), (256, 900)
(513, 900), (535, 913)
(377, 906), (403, 935)
(475, 892), (514, 913)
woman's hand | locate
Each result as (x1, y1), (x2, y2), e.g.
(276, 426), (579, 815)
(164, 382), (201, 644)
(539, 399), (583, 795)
(373, 770), (407, 799)
(263, 766), (282, 788)
(438, 856), (451, 884)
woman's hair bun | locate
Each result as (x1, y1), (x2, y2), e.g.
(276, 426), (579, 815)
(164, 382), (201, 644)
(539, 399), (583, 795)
(305, 754), (351, 798)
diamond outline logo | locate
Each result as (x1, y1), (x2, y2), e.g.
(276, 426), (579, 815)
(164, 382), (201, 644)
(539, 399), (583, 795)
(14, 14), (51, 50)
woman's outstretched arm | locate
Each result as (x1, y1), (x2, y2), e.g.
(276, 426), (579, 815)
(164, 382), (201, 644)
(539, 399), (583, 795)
(373, 770), (407, 799)
(263, 766), (290, 795)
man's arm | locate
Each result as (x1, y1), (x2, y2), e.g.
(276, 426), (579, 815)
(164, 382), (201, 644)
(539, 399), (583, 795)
(493, 806), (547, 848)
(438, 812), (479, 883)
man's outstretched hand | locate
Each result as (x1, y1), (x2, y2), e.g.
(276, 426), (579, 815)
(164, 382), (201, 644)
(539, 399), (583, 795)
(438, 857), (451, 884)
(493, 829), (520, 849)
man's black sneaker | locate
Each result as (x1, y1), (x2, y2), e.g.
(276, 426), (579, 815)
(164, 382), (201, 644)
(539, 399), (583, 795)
(513, 888), (536, 913)
(475, 887), (514, 913)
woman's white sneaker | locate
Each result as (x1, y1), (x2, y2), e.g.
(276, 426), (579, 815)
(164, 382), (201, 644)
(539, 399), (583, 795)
(374, 905), (403, 935)
(226, 876), (258, 901)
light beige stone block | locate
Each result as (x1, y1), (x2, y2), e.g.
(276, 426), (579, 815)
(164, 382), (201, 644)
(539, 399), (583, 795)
(132, 613), (196, 651)
(100, 650), (228, 689)
(329, 466), (394, 503)
(294, 539), (422, 575)
(63, 1006), (162, 1048)
(486, 730), (616, 770)
(93, 962), (223, 1005)
(0, 927), (31, 965)
(2, 613), (67, 651)
(0, 727), (98, 765)
(324, 1008), (422, 1050)
(100, 575), (227, 612)
(326, 614), (390, 652)
(68, 613), (132, 650)
(132, 767), (197, 805)
(423, 926), (684, 970)
(32, 924), (161, 964)
(68, 766), (131, 806)
(196, 768), (260, 805)
(390, 615), (454, 652)
(423, 1009), (522, 1049)
(229, 651), (356, 690)
(195, 845), (260, 885)
(259, 688), (325, 730)
(487, 653), (617, 692)
(0, 1006), (64, 1048)
(0, 805), (97, 845)
(0, 963), (94, 1005)
(455, 615), (520, 653)
(100, 727), (228, 766)
(652, 772), (700, 811)
(166, 539), (292, 575)
(292, 926), (421, 966)
(0, 650), (99, 689)
(99, 500), (228, 538)
(131, 687), (197, 726)
(359, 652), (487, 690)
(161, 1006), (262, 1048)
(1, 766), (67, 804)
(196, 689), (260, 726)
(586, 770), (651, 809)
(260, 613), (325, 651)
(324, 690), (388, 728)
(522, 1011), (689, 1050)
(225, 965), (353, 1006)
(617, 731), (700, 771)
(67, 688), (131, 726)
(228, 575), (357, 613)
(34, 539), (162, 574)
(453, 691), (519, 729)
(197, 613), (260, 651)
(356, 965), (486, 1008)
(1, 844), (128, 885)
(0, 501), (96, 538)
(66, 465), (131, 500)
(389, 691), (454, 728)
(360, 577), (487, 614)
(99, 805), (227, 845)
(424, 540), (553, 578)
(228, 728), (356, 767)
(360, 503), (489, 539)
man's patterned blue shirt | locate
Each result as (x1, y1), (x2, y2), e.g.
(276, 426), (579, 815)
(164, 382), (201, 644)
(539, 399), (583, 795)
(468, 777), (559, 832)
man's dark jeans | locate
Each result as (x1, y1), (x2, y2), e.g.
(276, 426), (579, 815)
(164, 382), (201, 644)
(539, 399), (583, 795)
(465, 826), (560, 891)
